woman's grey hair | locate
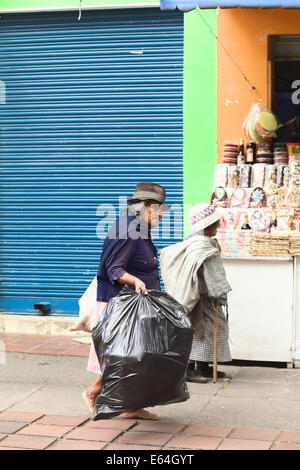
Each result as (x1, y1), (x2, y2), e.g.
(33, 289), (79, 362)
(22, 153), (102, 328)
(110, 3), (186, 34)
(127, 200), (146, 217)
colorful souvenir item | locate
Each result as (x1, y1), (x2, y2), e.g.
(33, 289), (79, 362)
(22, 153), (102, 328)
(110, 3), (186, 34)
(256, 143), (273, 164)
(252, 164), (267, 188)
(276, 208), (294, 231)
(211, 187), (228, 208)
(285, 186), (300, 208)
(230, 188), (249, 208)
(283, 166), (290, 188)
(249, 187), (267, 208)
(223, 141), (239, 164)
(243, 108), (277, 143)
(251, 210), (270, 233)
(276, 165), (288, 187)
(239, 165), (252, 188)
(274, 144), (288, 165)
(219, 216), (227, 230)
(223, 210), (241, 231)
(264, 165), (277, 187)
(214, 164), (229, 188)
(229, 169), (240, 188)
(291, 162), (300, 176)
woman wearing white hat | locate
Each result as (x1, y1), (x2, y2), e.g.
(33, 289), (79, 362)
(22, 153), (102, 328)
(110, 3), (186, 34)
(160, 203), (232, 382)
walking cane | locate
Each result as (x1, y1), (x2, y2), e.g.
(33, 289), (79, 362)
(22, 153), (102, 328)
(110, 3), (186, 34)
(213, 301), (219, 383)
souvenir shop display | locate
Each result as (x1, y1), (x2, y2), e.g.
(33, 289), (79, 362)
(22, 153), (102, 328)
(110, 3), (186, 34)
(212, 135), (300, 258)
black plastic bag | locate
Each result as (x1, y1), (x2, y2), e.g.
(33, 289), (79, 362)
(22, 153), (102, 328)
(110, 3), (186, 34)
(92, 287), (194, 420)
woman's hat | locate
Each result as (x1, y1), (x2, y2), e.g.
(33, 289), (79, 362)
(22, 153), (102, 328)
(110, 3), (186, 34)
(189, 203), (222, 233)
(128, 182), (169, 210)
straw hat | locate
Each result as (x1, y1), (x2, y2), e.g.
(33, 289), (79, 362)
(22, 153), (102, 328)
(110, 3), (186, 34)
(189, 203), (222, 233)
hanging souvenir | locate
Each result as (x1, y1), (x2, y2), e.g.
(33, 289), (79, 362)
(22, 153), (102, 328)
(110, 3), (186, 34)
(230, 187), (249, 208)
(211, 187), (228, 208)
(249, 187), (267, 208)
(251, 211), (271, 233)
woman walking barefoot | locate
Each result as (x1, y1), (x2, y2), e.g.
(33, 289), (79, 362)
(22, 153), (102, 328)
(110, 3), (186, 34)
(82, 182), (168, 419)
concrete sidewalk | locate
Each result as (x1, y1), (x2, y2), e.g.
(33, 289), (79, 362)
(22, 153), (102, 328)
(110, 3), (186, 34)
(1, 333), (300, 450)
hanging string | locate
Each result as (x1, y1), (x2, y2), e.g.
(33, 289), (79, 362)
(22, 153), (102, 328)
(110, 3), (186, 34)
(196, 7), (258, 95)
(78, 0), (82, 21)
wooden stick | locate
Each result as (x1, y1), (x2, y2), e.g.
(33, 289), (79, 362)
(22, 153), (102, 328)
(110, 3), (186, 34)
(213, 302), (219, 383)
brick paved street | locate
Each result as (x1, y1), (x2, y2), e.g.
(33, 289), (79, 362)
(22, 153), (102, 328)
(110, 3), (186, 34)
(1, 333), (300, 450)
(1, 409), (300, 450)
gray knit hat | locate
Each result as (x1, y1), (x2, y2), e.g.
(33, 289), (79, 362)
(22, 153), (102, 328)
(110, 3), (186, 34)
(128, 182), (169, 209)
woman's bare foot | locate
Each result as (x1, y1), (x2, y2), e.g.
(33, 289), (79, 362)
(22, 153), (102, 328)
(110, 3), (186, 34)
(82, 389), (100, 415)
(70, 316), (93, 333)
(120, 409), (158, 420)
(82, 376), (102, 415)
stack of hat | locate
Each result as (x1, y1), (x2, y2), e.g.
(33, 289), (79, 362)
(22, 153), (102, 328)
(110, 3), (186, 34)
(243, 111), (277, 144)
(274, 143), (288, 165)
(223, 141), (239, 164)
(256, 143), (273, 164)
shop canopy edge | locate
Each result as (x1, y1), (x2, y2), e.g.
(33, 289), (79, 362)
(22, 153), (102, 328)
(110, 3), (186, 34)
(160, 0), (300, 12)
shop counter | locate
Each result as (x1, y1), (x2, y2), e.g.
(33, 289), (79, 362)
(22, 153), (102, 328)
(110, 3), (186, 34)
(223, 255), (300, 366)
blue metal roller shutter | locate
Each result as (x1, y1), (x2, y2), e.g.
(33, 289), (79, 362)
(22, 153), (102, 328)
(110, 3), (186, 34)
(0, 8), (183, 316)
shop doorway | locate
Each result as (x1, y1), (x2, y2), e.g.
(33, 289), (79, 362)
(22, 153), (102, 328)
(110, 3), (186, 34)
(269, 35), (300, 143)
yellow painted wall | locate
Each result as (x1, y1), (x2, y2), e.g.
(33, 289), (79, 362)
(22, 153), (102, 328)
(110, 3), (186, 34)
(217, 8), (300, 162)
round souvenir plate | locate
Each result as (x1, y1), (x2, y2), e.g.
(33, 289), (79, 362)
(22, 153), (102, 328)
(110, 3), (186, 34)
(249, 187), (267, 208)
(230, 187), (249, 208)
(210, 187), (228, 208)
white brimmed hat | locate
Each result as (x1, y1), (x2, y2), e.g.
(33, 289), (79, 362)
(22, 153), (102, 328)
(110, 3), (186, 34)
(189, 203), (222, 233)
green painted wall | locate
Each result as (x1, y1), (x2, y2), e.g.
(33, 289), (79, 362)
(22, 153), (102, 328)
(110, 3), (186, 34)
(183, 8), (217, 236)
(0, 0), (159, 9)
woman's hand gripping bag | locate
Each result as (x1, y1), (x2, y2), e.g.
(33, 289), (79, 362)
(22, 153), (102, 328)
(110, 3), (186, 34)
(92, 287), (194, 420)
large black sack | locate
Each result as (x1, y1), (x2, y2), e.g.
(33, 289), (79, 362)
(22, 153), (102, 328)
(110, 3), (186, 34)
(92, 287), (194, 420)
